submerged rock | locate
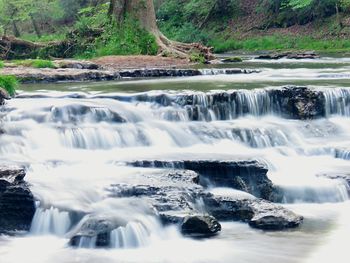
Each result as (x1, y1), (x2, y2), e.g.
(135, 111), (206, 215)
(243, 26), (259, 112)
(0, 166), (35, 234)
(69, 216), (121, 248)
(181, 214), (221, 237)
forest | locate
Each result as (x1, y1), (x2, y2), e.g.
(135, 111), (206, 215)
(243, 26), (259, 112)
(1, 0), (350, 60)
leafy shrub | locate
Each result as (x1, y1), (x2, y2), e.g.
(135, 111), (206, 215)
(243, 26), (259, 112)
(0, 61), (4, 68)
(0, 75), (18, 97)
(72, 4), (158, 58)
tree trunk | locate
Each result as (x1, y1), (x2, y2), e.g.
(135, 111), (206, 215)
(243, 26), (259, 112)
(30, 15), (42, 38)
(12, 21), (21, 38)
(108, 0), (214, 61)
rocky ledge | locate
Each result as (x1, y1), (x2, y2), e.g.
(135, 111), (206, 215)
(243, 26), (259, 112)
(0, 166), (35, 234)
(107, 169), (300, 231)
(0, 66), (259, 84)
(204, 196), (303, 230)
(129, 160), (282, 202)
(129, 86), (326, 120)
(67, 167), (302, 248)
(256, 51), (318, 60)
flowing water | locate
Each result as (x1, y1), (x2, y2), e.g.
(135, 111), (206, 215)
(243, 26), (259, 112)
(1, 55), (350, 263)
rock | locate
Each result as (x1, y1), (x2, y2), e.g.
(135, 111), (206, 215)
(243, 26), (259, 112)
(56, 60), (100, 70)
(287, 51), (318, 60)
(129, 160), (281, 201)
(128, 86), (324, 121)
(0, 87), (10, 105)
(50, 104), (126, 123)
(203, 196), (303, 230)
(1, 66), (260, 84)
(256, 51), (318, 60)
(0, 166), (35, 234)
(221, 57), (243, 63)
(181, 214), (221, 237)
(69, 216), (121, 248)
(107, 170), (205, 214)
(119, 69), (202, 78)
(269, 86), (325, 119)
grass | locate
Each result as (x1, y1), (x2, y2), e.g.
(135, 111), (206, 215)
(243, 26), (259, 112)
(0, 75), (18, 97)
(14, 59), (56, 68)
(0, 61), (4, 68)
(21, 33), (66, 43)
(210, 34), (350, 53)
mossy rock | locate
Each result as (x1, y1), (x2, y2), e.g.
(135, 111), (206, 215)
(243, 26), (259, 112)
(221, 57), (243, 63)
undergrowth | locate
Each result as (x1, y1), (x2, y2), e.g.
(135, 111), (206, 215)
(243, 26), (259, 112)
(0, 75), (18, 97)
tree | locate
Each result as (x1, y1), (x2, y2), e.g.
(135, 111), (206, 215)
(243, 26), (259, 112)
(108, 0), (214, 60)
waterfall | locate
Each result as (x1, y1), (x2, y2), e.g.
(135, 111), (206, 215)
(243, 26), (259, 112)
(110, 222), (150, 249)
(323, 88), (350, 116)
(30, 207), (72, 236)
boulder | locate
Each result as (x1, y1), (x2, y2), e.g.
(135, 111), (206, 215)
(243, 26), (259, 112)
(0, 166), (35, 234)
(269, 86), (325, 119)
(0, 87), (10, 105)
(181, 214), (221, 237)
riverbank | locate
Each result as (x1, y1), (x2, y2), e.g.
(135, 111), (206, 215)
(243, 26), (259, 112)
(0, 55), (263, 83)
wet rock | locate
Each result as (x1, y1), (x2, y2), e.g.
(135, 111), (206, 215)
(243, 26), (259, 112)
(181, 214), (221, 237)
(204, 196), (303, 230)
(270, 86), (325, 119)
(69, 216), (121, 248)
(18, 69), (121, 83)
(129, 160), (280, 201)
(107, 170), (205, 214)
(0, 166), (35, 234)
(119, 69), (202, 78)
(0, 87), (10, 105)
(50, 104), (126, 123)
(221, 57), (243, 63)
(256, 51), (318, 60)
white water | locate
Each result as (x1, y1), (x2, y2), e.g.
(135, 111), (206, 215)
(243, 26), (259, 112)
(1, 59), (350, 262)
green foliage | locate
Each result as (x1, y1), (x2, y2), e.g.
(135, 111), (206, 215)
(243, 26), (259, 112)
(189, 52), (206, 63)
(210, 34), (350, 52)
(92, 18), (158, 57)
(0, 61), (4, 68)
(157, 0), (239, 45)
(72, 4), (158, 58)
(0, 75), (18, 97)
(22, 33), (67, 43)
(14, 59), (55, 68)
(258, 0), (348, 26)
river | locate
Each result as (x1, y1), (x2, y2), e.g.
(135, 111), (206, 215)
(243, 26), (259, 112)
(0, 55), (349, 263)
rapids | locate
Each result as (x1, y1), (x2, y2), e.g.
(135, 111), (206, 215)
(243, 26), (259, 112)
(0, 55), (350, 263)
